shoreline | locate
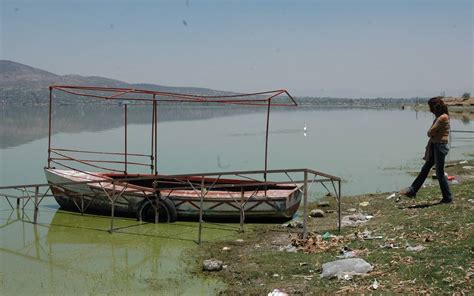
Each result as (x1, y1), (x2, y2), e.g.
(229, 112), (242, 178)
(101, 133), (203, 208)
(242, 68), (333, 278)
(192, 160), (474, 295)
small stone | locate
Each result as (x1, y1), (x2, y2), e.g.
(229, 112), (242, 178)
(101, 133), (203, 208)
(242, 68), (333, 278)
(272, 273), (280, 278)
(347, 208), (357, 213)
(462, 166), (473, 170)
(317, 201), (331, 207)
(235, 239), (244, 243)
(406, 245), (426, 252)
(203, 259), (223, 271)
(222, 246), (231, 251)
(309, 209), (325, 218)
(359, 201), (370, 207)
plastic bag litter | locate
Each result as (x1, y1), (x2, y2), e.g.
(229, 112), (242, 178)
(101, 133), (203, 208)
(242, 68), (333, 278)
(320, 258), (373, 279)
(267, 289), (288, 296)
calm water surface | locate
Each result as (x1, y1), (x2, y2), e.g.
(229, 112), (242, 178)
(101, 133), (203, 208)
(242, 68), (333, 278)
(1, 105), (473, 295)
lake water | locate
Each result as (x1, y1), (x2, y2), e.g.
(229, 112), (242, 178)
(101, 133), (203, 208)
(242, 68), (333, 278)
(1, 105), (473, 295)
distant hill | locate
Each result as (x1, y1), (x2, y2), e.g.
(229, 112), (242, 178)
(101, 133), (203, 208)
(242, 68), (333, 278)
(0, 60), (236, 105)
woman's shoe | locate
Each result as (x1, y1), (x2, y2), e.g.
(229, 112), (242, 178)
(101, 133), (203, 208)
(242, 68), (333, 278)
(400, 188), (416, 198)
(439, 198), (452, 204)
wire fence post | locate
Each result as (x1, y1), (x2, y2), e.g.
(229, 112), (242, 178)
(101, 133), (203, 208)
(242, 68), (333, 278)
(109, 182), (116, 233)
(33, 186), (39, 224)
(198, 177), (205, 245)
(303, 170), (308, 239)
(239, 187), (245, 233)
(338, 180), (342, 233)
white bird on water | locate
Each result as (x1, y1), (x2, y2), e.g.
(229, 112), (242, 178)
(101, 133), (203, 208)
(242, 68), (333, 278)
(303, 123), (307, 132)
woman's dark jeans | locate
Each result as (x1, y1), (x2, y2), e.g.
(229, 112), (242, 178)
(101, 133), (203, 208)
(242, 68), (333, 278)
(408, 143), (452, 201)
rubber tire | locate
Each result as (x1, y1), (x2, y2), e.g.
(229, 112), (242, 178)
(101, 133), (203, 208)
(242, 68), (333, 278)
(139, 198), (177, 223)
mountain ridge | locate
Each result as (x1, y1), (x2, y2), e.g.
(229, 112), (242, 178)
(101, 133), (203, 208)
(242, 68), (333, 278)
(0, 60), (236, 104)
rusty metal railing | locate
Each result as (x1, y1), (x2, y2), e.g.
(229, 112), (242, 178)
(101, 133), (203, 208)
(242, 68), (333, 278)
(0, 168), (342, 244)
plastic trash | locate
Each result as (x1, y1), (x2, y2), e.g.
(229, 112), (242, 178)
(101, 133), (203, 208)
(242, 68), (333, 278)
(320, 258), (373, 279)
(268, 289), (288, 296)
(371, 279), (380, 290)
(386, 193), (397, 200)
(322, 232), (331, 240)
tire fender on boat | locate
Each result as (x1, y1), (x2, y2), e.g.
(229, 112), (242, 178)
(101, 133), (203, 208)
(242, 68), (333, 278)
(136, 192), (177, 223)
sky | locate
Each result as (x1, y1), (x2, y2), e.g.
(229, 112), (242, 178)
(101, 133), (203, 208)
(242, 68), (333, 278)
(1, 0), (473, 98)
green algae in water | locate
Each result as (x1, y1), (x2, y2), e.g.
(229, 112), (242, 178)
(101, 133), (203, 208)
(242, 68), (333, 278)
(0, 204), (234, 295)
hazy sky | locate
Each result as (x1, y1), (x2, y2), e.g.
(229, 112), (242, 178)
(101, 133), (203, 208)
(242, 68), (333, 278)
(1, 0), (472, 97)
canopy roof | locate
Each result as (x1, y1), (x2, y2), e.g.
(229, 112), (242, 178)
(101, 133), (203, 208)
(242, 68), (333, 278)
(50, 85), (297, 107)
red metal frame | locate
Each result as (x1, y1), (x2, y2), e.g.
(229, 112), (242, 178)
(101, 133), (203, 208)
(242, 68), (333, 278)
(47, 85), (298, 176)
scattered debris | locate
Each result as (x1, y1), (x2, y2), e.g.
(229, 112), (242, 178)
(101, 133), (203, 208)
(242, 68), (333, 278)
(387, 193), (398, 200)
(359, 201), (370, 207)
(309, 209), (325, 218)
(370, 279), (380, 290)
(468, 199), (474, 204)
(357, 229), (383, 240)
(322, 232), (331, 240)
(380, 241), (400, 249)
(317, 201), (331, 207)
(406, 245), (426, 252)
(203, 259), (223, 271)
(462, 166), (473, 170)
(341, 213), (373, 227)
(337, 249), (358, 259)
(267, 288), (288, 296)
(291, 274), (314, 281)
(279, 244), (298, 253)
(459, 160), (468, 164)
(325, 209), (335, 213)
(320, 258), (373, 279)
(282, 221), (303, 228)
(290, 232), (345, 253)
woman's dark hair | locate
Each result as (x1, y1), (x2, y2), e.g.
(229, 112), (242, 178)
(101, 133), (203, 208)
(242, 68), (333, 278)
(428, 96), (449, 116)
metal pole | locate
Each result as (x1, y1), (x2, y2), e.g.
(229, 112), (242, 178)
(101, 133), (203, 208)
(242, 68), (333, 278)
(264, 99), (271, 182)
(33, 186), (39, 224)
(338, 180), (341, 233)
(48, 87), (53, 168)
(124, 104), (128, 175)
(154, 99), (158, 175)
(303, 171), (308, 239)
(110, 182), (116, 233)
(80, 194), (84, 215)
(198, 177), (204, 245)
(240, 187), (245, 233)
(151, 96), (155, 174)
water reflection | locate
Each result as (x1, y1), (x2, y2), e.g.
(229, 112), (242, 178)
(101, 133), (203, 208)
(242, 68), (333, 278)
(0, 206), (232, 294)
(0, 105), (263, 148)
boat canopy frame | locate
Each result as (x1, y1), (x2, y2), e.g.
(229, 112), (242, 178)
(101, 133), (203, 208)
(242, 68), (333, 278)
(47, 85), (298, 177)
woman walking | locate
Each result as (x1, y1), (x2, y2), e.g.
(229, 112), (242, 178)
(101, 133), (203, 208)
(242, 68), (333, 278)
(402, 97), (453, 203)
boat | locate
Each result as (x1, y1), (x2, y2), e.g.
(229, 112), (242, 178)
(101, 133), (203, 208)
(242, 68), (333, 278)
(43, 85), (313, 222)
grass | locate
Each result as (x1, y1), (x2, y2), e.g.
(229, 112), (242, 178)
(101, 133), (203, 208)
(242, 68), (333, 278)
(192, 178), (474, 295)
